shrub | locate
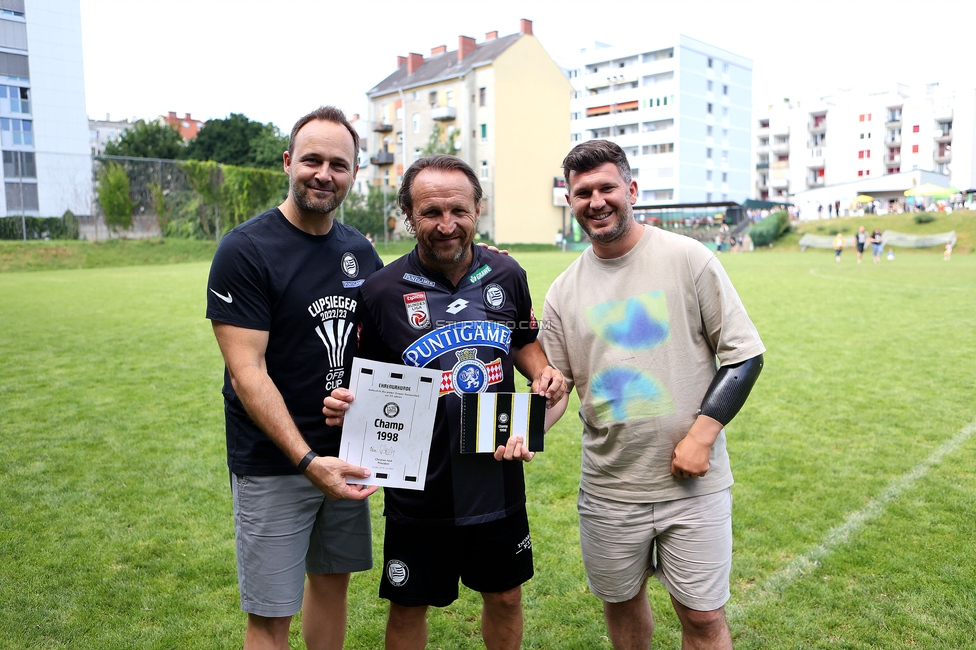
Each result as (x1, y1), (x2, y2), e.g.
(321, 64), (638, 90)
(749, 210), (790, 247)
(914, 213), (935, 224)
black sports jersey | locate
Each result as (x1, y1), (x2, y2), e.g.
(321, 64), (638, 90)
(357, 245), (538, 526)
(207, 207), (383, 475)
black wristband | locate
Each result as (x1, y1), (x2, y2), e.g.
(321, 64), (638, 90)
(297, 450), (318, 472)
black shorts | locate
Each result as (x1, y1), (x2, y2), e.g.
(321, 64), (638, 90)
(380, 508), (534, 607)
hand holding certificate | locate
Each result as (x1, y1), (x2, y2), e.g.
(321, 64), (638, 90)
(338, 358), (441, 490)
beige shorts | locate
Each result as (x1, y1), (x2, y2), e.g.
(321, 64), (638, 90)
(577, 488), (732, 611)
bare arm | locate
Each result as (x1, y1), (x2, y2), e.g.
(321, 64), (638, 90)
(212, 322), (376, 500)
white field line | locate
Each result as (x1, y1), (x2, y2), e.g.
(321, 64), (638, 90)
(730, 417), (976, 617)
(807, 268), (970, 291)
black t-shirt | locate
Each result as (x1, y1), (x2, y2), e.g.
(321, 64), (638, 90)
(357, 246), (538, 526)
(206, 208), (383, 475)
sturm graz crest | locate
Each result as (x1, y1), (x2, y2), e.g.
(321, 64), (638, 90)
(451, 348), (489, 395)
(383, 402), (400, 418)
(341, 252), (359, 278)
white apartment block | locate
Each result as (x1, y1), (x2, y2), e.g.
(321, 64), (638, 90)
(568, 35), (753, 205)
(0, 0), (91, 219)
(754, 83), (976, 216)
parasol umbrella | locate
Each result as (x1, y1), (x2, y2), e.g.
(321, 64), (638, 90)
(904, 183), (950, 197)
(854, 195), (874, 203)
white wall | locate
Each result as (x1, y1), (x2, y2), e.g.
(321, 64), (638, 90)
(25, 0), (92, 217)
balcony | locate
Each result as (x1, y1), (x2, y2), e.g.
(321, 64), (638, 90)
(756, 144), (769, 155)
(756, 177), (768, 190)
(934, 150), (952, 164)
(370, 151), (395, 165)
(372, 122), (393, 133)
(756, 162), (770, 170)
(431, 106), (456, 121)
(807, 176), (824, 188)
(885, 114), (902, 125)
(771, 141), (790, 155)
(934, 129), (952, 143)
(808, 119), (826, 133)
(770, 176), (789, 189)
(886, 154), (901, 165)
(885, 135), (901, 146)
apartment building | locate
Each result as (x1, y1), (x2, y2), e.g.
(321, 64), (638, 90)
(0, 0), (91, 219)
(567, 35), (753, 206)
(365, 19), (571, 244)
(754, 84), (976, 216)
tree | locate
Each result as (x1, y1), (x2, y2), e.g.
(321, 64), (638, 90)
(341, 185), (390, 237)
(103, 120), (185, 159)
(96, 162), (135, 235)
(184, 113), (287, 170)
(248, 123), (289, 170)
(423, 123), (459, 156)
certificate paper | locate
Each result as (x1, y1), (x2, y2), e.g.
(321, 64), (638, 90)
(339, 358), (441, 490)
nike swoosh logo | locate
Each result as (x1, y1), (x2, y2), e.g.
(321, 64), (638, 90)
(210, 288), (233, 304)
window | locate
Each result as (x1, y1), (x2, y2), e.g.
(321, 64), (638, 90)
(428, 91), (437, 107)
(706, 192), (712, 202)
(858, 170), (863, 177)
(446, 90), (454, 108)
(722, 172), (728, 182)
(5, 181), (38, 211)
(480, 123), (487, 142)
(707, 80), (713, 91)
(866, 150), (871, 158)
(0, 117), (32, 145)
(706, 147), (712, 159)
(913, 125), (920, 133)
(707, 58), (713, 68)
(706, 125), (713, 136)
(412, 113), (420, 134)
(2, 150), (35, 177)
(480, 161), (488, 180)
(722, 106), (728, 117)
(912, 144), (919, 153)
(0, 85), (29, 113)
(479, 87), (486, 107)
(412, 91), (419, 100)
(722, 84), (728, 95)
(706, 170), (712, 181)
(707, 103), (713, 114)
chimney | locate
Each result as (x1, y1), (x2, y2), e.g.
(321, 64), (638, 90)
(458, 35), (476, 63)
(520, 19), (533, 35)
(168, 111), (176, 119)
(184, 113), (191, 121)
(485, 31), (498, 40)
(431, 45), (447, 55)
(397, 55), (407, 68)
(407, 52), (424, 74)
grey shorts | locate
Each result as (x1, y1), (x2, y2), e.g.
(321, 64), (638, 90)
(577, 488), (732, 611)
(231, 472), (372, 617)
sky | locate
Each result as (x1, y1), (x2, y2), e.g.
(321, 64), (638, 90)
(80, 0), (975, 131)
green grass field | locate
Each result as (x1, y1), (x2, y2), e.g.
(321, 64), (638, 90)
(2, 244), (975, 648)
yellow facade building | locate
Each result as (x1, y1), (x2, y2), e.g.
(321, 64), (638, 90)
(366, 19), (571, 245)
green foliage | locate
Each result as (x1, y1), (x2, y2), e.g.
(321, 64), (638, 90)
(247, 123), (289, 170)
(914, 212), (936, 224)
(423, 123), (459, 156)
(96, 161), (135, 235)
(0, 212), (78, 240)
(341, 185), (392, 237)
(103, 119), (185, 159)
(748, 210), (789, 247)
(184, 113), (285, 170)
(174, 160), (286, 238)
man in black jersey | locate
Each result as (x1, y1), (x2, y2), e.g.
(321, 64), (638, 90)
(324, 155), (565, 650)
(207, 107), (382, 650)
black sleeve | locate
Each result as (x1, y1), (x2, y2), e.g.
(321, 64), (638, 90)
(206, 231), (271, 330)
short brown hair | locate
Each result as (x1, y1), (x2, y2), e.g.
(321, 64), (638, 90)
(398, 155), (483, 233)
(562, 139), (632, 188)
(288, 106), (360, 158)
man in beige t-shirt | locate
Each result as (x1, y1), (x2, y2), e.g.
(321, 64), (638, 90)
(541, 140), (764, 649)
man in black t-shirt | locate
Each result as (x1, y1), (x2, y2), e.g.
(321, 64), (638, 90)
(325, 155), (565, 650)
(207, 107), (381, 650)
